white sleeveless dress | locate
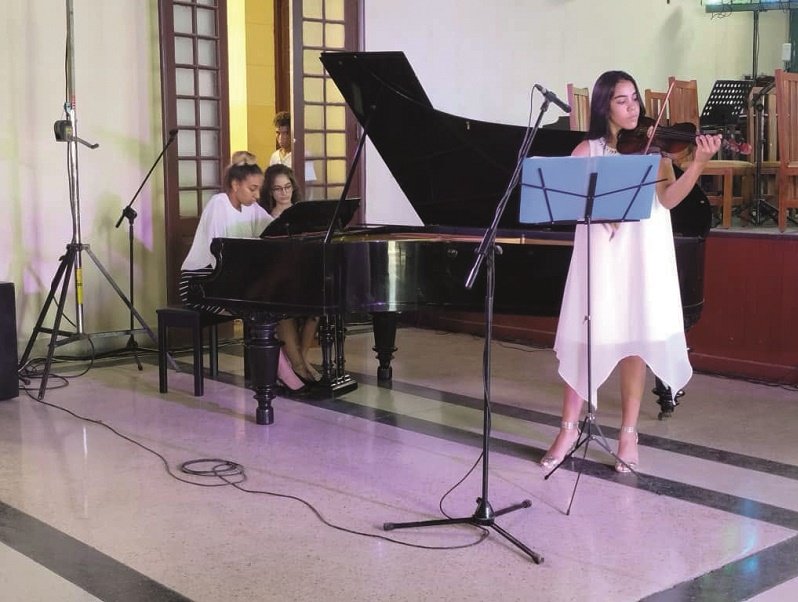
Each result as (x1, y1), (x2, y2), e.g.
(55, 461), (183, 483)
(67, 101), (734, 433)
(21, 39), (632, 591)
(552, 138), (692, 405)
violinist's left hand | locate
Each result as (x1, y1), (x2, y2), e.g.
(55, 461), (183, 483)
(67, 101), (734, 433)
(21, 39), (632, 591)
(693, 133), (723, 165)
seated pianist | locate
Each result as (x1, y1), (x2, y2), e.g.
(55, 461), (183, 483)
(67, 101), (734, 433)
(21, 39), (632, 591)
(259, 164), (320, 386)
(178, 155), (308, 392)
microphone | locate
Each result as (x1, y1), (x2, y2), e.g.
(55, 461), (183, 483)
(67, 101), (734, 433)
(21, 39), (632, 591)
(534, 84), (571, 114)
(168, 128), (179, 139)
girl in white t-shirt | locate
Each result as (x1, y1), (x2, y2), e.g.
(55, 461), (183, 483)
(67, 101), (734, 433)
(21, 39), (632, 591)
(179, 160), (305, 391)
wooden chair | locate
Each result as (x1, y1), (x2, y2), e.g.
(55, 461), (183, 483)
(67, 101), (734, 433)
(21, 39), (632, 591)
(644, 89), (669, 124)
(668, 76), (753, 228)
(567, 84), (590, 131)
(667, 77), (700, 128)
(775, 68), (798, 232)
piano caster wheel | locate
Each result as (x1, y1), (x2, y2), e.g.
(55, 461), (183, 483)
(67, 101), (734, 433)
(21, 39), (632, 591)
(256, 406), (274, 425)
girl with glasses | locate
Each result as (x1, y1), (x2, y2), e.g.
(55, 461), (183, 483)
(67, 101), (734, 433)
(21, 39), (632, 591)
(260, 165), (320, 385)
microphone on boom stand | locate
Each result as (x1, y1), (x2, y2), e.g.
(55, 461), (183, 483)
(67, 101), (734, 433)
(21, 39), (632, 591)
(115, 128), (179, 368)
(534, 84), (572, 114)
(115, 129), (178, 229)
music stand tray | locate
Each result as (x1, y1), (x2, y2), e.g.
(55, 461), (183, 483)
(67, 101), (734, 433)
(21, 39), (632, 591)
(700, 79), (753, 129)
(520, 153), (659, 512)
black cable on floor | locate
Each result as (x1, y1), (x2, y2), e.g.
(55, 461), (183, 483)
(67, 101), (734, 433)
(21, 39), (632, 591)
(24, 395), (489, 552)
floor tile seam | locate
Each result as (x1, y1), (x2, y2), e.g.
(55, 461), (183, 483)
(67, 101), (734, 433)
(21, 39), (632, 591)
(341, 370), (798, 480)
(19, 376), (798, 533)
(0, 499), (192, 602)
(641, 534), (798, 602)
(30, 358), (798, 601)
(293, 393), (798, 532)
(85, 360), (798, 481)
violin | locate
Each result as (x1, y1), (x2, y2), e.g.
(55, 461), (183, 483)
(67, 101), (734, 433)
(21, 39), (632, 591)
(617, 116), (702, 155)
(617, 116), (750, 157)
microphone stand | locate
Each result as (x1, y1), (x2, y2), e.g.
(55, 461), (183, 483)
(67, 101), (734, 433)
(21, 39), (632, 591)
(749, 83), (795, 227)
(384, 91), (557, 564)
(114, 129), (178, 368)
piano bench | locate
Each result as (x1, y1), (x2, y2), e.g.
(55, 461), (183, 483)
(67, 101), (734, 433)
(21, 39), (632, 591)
(157, 307), (236, 396)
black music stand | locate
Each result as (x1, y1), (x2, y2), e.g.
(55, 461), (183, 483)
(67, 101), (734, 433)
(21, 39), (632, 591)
(701, 81), (753, 193)
(519, 153), (659, 514)
(260, 198), (360, 238)
(700, 80), (752, 133)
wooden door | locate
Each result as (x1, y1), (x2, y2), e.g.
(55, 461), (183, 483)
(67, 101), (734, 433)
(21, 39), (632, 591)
(159, 0), (230, 303)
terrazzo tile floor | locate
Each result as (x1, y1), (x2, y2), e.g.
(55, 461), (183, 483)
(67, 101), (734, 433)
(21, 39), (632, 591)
(1, 327), (797, 601)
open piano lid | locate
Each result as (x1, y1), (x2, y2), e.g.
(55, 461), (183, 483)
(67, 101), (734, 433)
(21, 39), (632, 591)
(320, 51), (583, 229)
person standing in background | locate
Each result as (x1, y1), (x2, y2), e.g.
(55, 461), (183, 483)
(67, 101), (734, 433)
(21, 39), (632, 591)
(269, 111), (318, 197)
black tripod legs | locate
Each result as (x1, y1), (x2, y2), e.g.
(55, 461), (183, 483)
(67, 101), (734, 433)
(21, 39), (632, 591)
(384, 497), (542, 563)
(18, 245), (79, 399)
(544, 414), (639, 514)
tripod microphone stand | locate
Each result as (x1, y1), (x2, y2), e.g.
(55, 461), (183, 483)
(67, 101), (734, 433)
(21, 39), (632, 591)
(17, 0), (162, 399)
(383, 89), (568, 565)
(114, 128), (179, 369)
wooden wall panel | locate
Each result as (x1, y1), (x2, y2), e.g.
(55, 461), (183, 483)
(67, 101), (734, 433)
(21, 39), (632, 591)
(687, 231), (798, 383)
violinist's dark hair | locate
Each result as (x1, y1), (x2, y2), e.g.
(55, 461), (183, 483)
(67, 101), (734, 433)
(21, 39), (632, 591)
(259, 163), (302, 212)
(224, 162), (263, 190)
(586, 70), (646, 141)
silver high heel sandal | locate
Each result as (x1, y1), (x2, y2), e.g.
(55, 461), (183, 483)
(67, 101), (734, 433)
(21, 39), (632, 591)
(615, 425), (639, 473)
(540, 421), (580, 470)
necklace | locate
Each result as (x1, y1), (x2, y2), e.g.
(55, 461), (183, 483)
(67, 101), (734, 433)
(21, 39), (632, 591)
(600, 138), (619, 155)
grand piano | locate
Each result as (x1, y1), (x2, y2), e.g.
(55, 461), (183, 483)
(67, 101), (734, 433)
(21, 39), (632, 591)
(188, 51), (707, 425)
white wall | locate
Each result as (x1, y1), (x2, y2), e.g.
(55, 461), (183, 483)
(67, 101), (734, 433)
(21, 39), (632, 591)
(0, 0), (790, 354)
(362, 0), (790, 225)
(1, 1), (163, 354)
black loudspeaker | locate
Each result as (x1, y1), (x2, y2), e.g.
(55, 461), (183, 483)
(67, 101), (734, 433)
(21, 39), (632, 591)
(0, 282), (19, 400)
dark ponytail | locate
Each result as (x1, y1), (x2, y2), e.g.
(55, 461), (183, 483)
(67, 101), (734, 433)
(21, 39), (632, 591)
(224, 162), (262, 190)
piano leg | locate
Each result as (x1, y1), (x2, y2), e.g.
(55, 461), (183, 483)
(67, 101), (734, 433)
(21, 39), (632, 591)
(334, 314), (346, 379)
(371, 312), (398, 386)
(245, 317), (279, 425)
(315, 315), (357, 395)
(318, 315), (335, 384)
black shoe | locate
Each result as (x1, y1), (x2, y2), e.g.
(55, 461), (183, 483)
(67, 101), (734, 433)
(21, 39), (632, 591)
(275, 380), (311, 398)
(293, 370), (318, 387)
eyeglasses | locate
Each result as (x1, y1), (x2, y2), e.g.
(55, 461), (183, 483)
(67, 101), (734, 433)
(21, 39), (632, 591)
(271, 184), (293, 194)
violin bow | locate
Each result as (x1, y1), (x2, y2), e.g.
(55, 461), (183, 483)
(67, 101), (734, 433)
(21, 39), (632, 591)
(643, 80), (676, 155)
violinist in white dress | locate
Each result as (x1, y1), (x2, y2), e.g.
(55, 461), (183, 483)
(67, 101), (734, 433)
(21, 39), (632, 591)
(540, 71), (722, 473)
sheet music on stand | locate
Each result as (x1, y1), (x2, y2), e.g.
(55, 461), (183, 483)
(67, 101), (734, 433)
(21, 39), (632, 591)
(519, 155), (659, 226)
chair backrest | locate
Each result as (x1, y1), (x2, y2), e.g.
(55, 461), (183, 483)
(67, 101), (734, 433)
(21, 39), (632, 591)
(748, 85), (779, 163)
(644, 89), (669, 125)
(567, 84), (590, 131)
(775, 69), (798, 167)
(667, 77), (700, 128)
